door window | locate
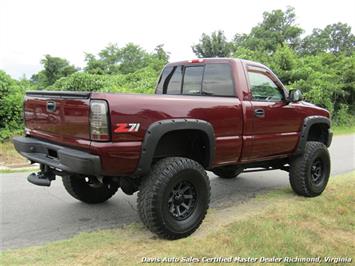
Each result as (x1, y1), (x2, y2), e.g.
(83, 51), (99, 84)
(248, 72), (283, 102)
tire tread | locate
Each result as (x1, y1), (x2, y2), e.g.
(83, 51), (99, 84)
(289, 141), (330, 197)
(137, 157), (210, 239)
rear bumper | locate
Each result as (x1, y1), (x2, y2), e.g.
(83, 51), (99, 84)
(13, 136), (101, 176)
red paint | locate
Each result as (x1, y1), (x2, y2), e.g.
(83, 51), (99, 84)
(24, 58), (330, 176)
(114, 123), (130, 133)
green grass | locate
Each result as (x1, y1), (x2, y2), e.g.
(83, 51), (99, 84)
(1, 172), (354, 266)
(333, 125), (355, 135)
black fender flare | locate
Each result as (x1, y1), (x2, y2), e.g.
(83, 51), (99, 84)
(295, 115), (332, 155)
(134, 119), (215, 176)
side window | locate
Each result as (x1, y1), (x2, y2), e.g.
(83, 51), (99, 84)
(248, 72), (283, 102)
(202, 64), (234, 96)
(182, 66), (204, 95)
(156, 66), (182, 95)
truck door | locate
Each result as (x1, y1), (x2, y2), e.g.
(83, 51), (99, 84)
(245, 66), (301, 159)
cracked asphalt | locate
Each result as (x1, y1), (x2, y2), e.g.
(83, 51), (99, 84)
(1, 134), (354, 250)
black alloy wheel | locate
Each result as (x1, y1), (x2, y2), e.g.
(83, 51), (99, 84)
(168, 181), (197, 221)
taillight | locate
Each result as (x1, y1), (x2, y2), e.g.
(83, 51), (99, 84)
(188, 59), (204, 63)
(90, 100), (110, 141)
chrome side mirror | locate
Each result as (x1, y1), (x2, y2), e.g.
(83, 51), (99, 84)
(289, 89), (303, 103)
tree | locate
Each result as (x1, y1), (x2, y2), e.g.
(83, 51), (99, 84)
(0, 71), (24, 140)
(153, 44), (170, 62)
(234, 7), (303, 53)
(85, 43), (122, 74)
(300, 23), (355, 55)
(118, 43), (149, 74)
(84, 43), (167, 75)
(31, 55), (77, 87)
(192, 30), (232, 58)
(269, 45), (298, 85)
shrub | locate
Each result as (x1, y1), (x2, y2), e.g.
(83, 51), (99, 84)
(0, 71), (24, 141)
(49, 67), (156, 94)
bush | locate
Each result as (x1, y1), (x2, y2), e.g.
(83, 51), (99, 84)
(334, 104), (354, 126)
(0, 71), (24, 141)
(49, 67), (156, 94)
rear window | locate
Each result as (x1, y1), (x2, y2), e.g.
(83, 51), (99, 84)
(202, 64), (234, 96)
(182, 66), (204, 95)
(156, 66), (182, 94)
(157, 63), (235, 97)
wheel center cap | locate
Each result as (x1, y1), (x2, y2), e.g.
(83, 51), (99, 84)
(174, 193), (183, 204)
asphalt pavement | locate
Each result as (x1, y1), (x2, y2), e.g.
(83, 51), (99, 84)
(1, 134), (354, 250)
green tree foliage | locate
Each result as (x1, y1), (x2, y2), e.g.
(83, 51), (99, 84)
(49, 67), (156, 94)
(85, 43), (169, 75)
(0, 71), (24, 140)
(300, 23), (355, 55)
(31, 55), (77, 87)
(234, 7), (303, 53)
(192, 30), (232, 58)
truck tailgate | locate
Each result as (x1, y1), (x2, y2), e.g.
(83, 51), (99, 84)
(25, 91), (91, 142)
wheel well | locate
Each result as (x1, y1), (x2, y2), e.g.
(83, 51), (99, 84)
(153, 130), (210, 168)
(307, 123), (329, 145)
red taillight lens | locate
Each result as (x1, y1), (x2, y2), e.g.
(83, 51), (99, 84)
(90, 100), (110, 141)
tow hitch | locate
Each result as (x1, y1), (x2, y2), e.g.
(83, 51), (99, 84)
(27, 164), (56, 187)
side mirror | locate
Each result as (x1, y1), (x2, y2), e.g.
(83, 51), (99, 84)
(288, 89), (303, 103)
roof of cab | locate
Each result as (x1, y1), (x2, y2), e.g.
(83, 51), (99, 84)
(166, 58), (269, 70)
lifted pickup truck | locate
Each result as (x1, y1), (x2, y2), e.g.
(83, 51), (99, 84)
(13, 58), (332, 239)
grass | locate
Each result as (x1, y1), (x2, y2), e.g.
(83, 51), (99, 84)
(333, 125), (355, 135)
(1, 172), (354, 265)
(0, 140), (28, 167)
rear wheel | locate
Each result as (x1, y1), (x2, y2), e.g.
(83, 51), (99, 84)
(212, 166), (244, 179)
(137, 157), (210, 239)
(62, 175), (119, 204)
(289, 141), (330, 197)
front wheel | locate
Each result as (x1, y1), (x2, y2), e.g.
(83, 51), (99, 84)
(137, 157), (210, 239)
(62, 175), (119, 204)
(289, 141), (331, 197)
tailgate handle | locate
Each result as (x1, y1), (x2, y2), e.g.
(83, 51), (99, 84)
(46, 101), (56, 112)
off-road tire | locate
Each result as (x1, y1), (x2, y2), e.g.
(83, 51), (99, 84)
(137, 157), (210, 239)
(289, 141), (330, 197)
(212, 166), (244, 179)
(62, 175), (119, 204)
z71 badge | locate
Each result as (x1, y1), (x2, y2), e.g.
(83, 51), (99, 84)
(114, 123), (140, 133)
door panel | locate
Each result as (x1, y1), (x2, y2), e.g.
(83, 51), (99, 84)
(249, 101), (301, 159)
(245, 69), (303, 159)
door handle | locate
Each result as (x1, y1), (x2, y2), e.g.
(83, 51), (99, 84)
(46, 101), (56, 112)
(254, 108), (265, 118)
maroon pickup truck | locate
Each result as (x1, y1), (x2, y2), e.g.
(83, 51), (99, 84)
(13, 58), (332, 239)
